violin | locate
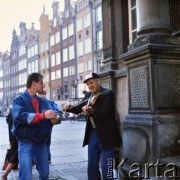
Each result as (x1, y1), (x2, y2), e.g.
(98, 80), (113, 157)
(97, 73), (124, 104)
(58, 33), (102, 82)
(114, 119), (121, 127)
(68, 91), (103, 110)
(87, 92), (101, 107)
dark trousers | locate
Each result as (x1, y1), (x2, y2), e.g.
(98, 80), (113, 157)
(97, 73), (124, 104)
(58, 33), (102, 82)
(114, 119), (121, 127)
(88, 130), (115, 180)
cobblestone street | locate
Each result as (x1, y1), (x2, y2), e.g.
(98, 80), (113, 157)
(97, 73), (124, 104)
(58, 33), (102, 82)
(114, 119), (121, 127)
(0, 117), (88, 180)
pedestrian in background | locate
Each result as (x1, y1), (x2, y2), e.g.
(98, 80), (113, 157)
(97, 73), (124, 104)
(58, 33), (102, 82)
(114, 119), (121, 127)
(1, 107), (18, 180)
(63, 72), (122, 180)
(68, 112), (75, 122)
(12, 73), (58, 180)
(37, 90), (62, 163)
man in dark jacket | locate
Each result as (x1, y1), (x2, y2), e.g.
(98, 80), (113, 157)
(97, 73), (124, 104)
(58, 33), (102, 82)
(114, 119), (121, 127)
(63, 72), (121, 180)
(12, 73), (58, 180)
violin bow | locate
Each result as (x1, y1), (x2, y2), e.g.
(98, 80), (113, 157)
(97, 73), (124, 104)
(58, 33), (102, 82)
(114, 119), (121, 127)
(69, 91), (106, 109)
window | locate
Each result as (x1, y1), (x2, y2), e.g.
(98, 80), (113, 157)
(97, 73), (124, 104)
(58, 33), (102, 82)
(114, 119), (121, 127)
(84, 0), (88, 6)
(0, 70), (3, 78)
(40, 42), (44, 53)
(56, 52), (61, 65)
(57, 88), (61, 100)
(84, 13), (90, 28)
(96, 30), (102, 50)
(52, 88), (56, 100)
(55, 31), (60, 44)
(63, 67), (68, 77)
(64, 85), (68, 93)
(68, 23), (74, 37)
(77, 2), (83, 11)
(78, 83), (86, 98)
(62, 27), (67, 40)
(85, 60), (92, 71)
(63, 48), (68, 62)
(50, 35), (55, 46)
(56, 70), (61, 79)
(51, 54), (55, 67)
(44, 73), (49, 83)
(76, 18), (83, 32)
(77, 42), (83, 57)
(34, 59), (38, 72)
(78, 62), (84, 73)
(96, 6), (102, 23)
(53, 18), (57, 27)
(35, 44), (38, 55)
(84, 38), (91, 54)
(40, 59), (44, 70)
(69, 65), (75, 76)
(129, 0), (137, 43)
(18, 59), (27, 71)
(65, 9), (69, 18)
(69, 45), (74, 60)
(45, 40), (48, 51)
(19, 72), (27, 85)
(45, 57), (49, 69)
(19, 45), (26, 56)
(51, 71), (55, 80)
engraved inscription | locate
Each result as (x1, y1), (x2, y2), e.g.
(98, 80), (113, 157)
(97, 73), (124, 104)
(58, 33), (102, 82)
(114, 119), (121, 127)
(130, 66), (149, 108)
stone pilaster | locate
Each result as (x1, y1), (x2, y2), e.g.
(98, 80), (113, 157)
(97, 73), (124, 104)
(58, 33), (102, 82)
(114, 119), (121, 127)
(100, 0), (128, 90)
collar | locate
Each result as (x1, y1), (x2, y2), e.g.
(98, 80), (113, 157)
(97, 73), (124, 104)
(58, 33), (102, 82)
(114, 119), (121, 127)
(24, 90), (37, 100)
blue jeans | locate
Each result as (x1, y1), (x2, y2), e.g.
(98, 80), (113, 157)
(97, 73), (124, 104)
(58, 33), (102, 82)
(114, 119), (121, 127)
(88, 130), (115, 180)
(46, 128), (52, 160)
(18, 141), (49, 180)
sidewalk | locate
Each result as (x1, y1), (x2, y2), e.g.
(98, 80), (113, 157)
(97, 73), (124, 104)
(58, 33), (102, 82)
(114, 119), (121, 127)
(0, 118), (88, 180)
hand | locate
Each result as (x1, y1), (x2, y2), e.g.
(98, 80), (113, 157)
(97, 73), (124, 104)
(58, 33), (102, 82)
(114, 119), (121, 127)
(53, 113), (63, 125)
(82, 106), (93, 116)
(63, 103), (72, 111)
(44, 110), (57, 120)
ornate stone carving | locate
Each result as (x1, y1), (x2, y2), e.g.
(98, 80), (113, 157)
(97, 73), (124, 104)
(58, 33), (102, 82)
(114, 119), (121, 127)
(155, 64), (180, 108)
(130, 66), (150, 109)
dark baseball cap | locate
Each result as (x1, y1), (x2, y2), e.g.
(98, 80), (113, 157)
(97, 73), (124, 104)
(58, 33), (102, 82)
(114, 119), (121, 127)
(83, 72), (100, 83)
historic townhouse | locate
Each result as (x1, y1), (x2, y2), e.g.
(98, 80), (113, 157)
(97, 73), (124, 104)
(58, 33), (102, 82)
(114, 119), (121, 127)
(39, 9), (52, 100)
(89, 0), (102, 74)
(26, 23), (39, 90)
(17, 22), (29, 93)
(75, 0), (93, 98)
(0, 51), (11, 112)
(60, 0), (76, 100)
(2, 52), (11, 113)
(10, 30), (20, 104)
(0, 52), (5, 110)
(50, 1), (64, 101)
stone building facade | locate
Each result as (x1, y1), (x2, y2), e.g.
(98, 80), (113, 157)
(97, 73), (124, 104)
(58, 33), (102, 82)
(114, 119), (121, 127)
(100, 0), (180, 177)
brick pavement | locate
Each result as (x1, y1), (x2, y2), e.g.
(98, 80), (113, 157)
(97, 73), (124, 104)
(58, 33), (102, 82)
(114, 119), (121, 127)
(3, 161), (88, 180)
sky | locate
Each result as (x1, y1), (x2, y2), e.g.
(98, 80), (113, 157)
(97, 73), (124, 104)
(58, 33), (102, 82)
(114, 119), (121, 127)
(0, 0), (66, 52)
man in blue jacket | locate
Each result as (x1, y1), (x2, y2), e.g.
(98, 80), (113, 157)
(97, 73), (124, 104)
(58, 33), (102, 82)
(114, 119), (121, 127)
(12, 73), (58, 180)
(38, 90), (62, 163)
